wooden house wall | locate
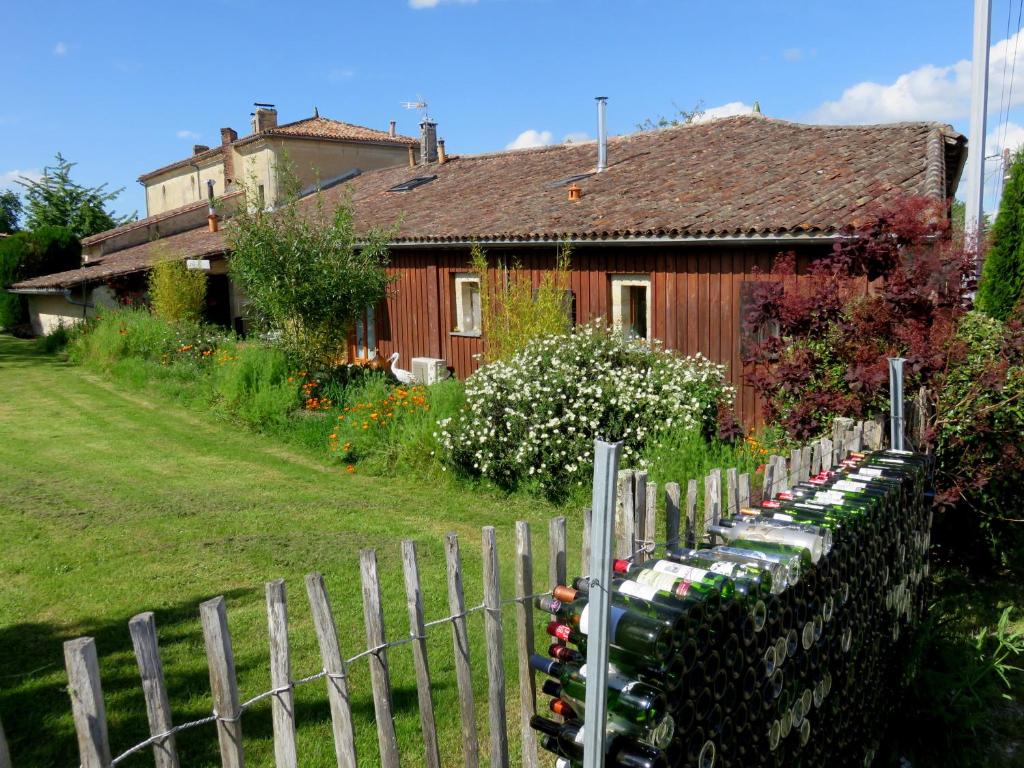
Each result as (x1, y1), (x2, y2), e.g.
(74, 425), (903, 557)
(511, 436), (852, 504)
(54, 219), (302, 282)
(372, 243), (831, 429)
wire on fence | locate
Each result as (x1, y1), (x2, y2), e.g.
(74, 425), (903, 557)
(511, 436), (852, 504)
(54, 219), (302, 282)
(104, 588), (553, 767)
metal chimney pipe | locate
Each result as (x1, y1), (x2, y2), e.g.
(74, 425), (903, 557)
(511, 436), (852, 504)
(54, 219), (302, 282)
(888, 357), (905, 451)
(596, 96), (608, 172)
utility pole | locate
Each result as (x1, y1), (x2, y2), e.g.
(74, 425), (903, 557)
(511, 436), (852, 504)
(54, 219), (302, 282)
(965, 0), (992, 256)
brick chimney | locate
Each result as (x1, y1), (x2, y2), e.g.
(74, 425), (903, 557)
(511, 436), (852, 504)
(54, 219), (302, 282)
(193, 144), (210, 155)
(252, 107), (278, 134)
(420, 120), (438, 164)
(438, 139), (447, 165)
(389, 120), (397, 137)
(220, 127), (238, 188)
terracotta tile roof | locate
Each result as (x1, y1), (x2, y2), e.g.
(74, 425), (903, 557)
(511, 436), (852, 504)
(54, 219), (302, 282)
(324, 115), (966, 244)
(233, 115), (418, 148)
(138, 145), (225, 182)
(9, 226), (227, 291)
(9, 116), (967, 290)
(137, 116), (417, 182)
(81, 198), (208, 246)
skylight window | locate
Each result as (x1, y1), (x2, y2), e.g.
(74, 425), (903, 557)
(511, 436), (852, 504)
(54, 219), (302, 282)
(388, 175), (437, 193)
(547, 172), (594, 189)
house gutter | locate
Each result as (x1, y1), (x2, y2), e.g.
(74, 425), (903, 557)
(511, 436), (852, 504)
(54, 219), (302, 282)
(383, 232), (842, 249)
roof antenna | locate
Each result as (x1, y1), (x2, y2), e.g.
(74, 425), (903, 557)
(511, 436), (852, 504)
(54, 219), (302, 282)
(401, 96), (430, 122)
(313, 106), (319, 118)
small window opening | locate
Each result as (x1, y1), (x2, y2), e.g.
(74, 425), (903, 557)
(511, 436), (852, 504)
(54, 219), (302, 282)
(388, 175), (437, 193)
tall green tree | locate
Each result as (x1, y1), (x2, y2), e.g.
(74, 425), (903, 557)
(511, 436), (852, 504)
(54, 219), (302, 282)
(16, 153), (134, 238)
(0, 190), (21, 233)
(977, 151), (1024, 320)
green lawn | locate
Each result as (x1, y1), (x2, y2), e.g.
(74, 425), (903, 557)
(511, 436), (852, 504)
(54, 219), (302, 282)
(0, 335), (571, 767)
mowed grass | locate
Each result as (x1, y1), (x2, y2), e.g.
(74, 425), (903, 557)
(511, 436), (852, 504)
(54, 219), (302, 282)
(0, 335), (573, 767)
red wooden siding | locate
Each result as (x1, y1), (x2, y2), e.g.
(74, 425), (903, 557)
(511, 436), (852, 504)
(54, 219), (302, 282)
(366, 244), (831, 429)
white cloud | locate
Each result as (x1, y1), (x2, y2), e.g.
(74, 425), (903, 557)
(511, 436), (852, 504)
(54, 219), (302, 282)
(506, 129), (554, 150)
(812, 29), (1024, 124)
(692, 101), (757, 122)
(783, 48), (803, 62)
(1, 169), (42, 192)
(53, 42), (68, 56)
(409, 0), (477, 7)
(176, 129), (200, 140)
(562, 131), (590, 144)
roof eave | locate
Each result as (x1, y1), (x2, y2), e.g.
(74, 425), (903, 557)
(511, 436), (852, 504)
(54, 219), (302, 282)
(384, 231), (841, 248)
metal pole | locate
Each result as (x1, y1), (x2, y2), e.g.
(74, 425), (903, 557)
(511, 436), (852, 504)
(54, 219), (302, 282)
(595, 97), (608, 173)
(888, 357), (905, 451)
(582, 440), (623, 768)
(965, 0), (992, 253)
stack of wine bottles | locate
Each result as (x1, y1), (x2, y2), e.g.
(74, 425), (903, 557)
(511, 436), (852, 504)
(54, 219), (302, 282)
(530, 449), (933, 768)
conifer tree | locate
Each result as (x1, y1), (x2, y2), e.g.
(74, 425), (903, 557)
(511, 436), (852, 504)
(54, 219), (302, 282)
(977, 151), (1024, 319)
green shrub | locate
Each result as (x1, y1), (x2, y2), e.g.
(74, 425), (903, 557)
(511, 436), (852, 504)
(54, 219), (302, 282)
(19, 225), (81, 278)
(150, 258), (207, 323)
(977, 150), (1024, 320)
(211, 342), (297, 428)
(933, 310), (1024, 565)
(33, 322), (71, 354)
(0, 234), (27, 329)
(472, 241), (572, 362)
(68, 307), (229, 368)
(329, 375), (464, 476)
(439, 322), (734, 496)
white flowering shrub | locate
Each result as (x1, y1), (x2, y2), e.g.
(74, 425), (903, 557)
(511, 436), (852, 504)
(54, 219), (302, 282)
(438, 322), (734, 494)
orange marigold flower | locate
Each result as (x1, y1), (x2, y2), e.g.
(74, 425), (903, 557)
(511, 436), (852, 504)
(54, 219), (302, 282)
(346, 465), (355, 473)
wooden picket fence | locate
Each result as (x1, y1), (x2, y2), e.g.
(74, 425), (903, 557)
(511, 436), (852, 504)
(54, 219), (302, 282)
(0, 417), (887, 768)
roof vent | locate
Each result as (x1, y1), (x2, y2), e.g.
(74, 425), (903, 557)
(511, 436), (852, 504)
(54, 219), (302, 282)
(568, 183), (582, 202)
(388, 175), (437, 193)
(596, 96), (608, 172)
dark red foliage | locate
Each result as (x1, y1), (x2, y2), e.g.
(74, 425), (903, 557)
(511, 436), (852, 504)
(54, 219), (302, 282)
(743, 197), (973, 440)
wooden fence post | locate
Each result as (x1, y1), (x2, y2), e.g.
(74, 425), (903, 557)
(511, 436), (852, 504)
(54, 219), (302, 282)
(762, 459), (776, 502)
(482, 527), (510, 768)
(199, 597), (245, 768)
(704, 471), (721, 543)
(0, 711), (9, 768)
(810, 442), (822, 476)
(864, 419), (884, 450)
(726, 468), (739, 518)
(401, 541), (442, 768)
(264, 580), (297, 768)
(738, 473), (751, 510)
(820, 438), (833, 471)
(665, 482), (681, 549)
(632, 473), (648, 562)
(63, 637), (112, 768)
(581, 508), (592, 576)
(644, 482), (657, 558)
(774, 456), (788, 496)
(685, 479), (698, 547)
(615, 470), (635, 559)
(549, 516), (567, 591)
(305, 573), (358, 768)
(790, 449), (802, 489)
(513, 522), (538, 768)
(445, 534), (480, 768)
(128, 612), (179, 768)
(801, 446), (813, 482)
(359, 550), (400, 768)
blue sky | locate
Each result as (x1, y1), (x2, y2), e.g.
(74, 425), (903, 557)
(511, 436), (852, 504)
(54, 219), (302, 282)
(2, 0), (1022, 218)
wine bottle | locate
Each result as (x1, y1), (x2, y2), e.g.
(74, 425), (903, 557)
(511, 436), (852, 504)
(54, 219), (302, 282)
(543, 585), (690, 644)
(544, 599), (674, 659)
(716, 516), (829, 563)
(664, 545), (780, 597)
(530, 716), (669, 768)
(531, 655), (671, 732)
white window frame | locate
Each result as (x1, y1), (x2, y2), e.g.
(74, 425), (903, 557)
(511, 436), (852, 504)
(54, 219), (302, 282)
(452, 272), (482, 335)
(610, 274), (653, 341)
(355, 306), (376, 359)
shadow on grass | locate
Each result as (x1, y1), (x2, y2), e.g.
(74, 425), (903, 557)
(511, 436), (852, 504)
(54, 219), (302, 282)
(0, 335), (67, 368)
(0, 586), (439, 767)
